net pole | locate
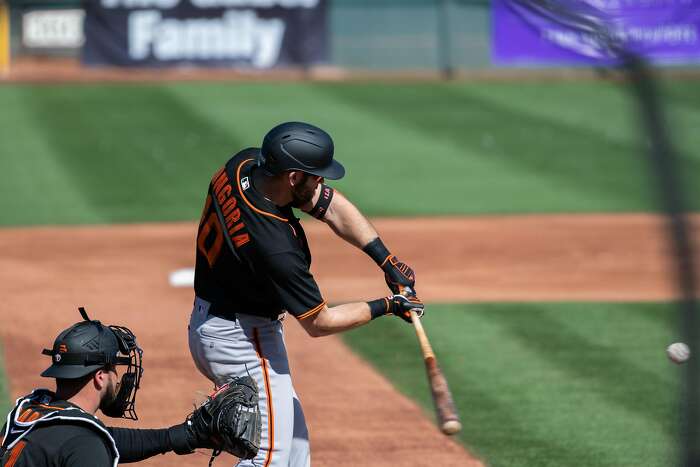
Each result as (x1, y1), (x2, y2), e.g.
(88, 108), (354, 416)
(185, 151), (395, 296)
(436, 0), (454, 79)
(623, 55), (700, 467)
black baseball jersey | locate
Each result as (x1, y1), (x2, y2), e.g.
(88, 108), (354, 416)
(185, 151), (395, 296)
(194, 149), (326, 320)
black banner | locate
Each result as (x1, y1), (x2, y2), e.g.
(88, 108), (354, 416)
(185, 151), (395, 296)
(82, 0), (327, 67)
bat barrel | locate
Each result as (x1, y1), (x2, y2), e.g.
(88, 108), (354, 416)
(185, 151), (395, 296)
(424, 355), (461, 435)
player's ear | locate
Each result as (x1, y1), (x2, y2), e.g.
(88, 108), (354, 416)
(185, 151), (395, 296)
(93, 366), (113, 390)
(92, 369), (106, 390)
(288, 171), (303, 187)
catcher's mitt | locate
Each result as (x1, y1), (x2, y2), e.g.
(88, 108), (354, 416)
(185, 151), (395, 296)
(185, 376), (261, 462)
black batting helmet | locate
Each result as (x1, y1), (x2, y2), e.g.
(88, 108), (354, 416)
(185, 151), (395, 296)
(258, 122), (345, 180)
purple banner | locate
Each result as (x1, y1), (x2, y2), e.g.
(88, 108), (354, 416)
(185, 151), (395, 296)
(492, 0), (700, 65)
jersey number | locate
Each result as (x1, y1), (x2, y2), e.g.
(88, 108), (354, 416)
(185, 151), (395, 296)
(197, 195), (224, 267)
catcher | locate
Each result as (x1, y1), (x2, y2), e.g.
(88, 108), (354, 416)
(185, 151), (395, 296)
(0, 307), (260, 467)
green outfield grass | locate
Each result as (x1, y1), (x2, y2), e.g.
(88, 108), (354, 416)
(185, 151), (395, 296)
(0, 344), (10, 423)
(1, 79), (699, 225)
(343, 302), (680, 467)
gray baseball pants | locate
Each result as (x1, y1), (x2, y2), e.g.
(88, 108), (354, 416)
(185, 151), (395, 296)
(188, 297), (311, 467)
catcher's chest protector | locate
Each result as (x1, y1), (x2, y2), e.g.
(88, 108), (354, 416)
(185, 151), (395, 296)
(0, 389), (119, 467)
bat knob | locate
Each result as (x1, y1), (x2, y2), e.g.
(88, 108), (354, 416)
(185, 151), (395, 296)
(441, 420), (462, 435)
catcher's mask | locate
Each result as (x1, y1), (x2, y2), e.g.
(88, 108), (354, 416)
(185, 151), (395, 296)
(41, 307), (144, 420)
(258, 121), (345, 180)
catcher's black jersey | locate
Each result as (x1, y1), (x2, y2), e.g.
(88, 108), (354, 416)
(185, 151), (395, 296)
(194, 149), (325, 320)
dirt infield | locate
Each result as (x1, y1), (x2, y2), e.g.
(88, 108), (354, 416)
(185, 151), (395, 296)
(1, 214), (699, 466)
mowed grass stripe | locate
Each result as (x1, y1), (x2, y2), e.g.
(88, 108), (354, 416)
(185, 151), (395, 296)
(458, 82), (638, 146)
(3, 81), (700, 226)
(0, 88), (98, 224)
(164, 82), (492, 216)
(342, 303), (678, 467)
(3, 85), (245, 225)
(490, 304), (673, 427)
(456, 80), (700, 204)
(314, 82), (700, 213)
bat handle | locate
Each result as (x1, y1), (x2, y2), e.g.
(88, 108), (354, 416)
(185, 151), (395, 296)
(410, 310), (434, 359)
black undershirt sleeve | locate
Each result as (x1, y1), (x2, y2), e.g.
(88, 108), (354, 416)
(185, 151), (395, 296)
(61, 434), (113, 467)
(108, 425), (191, 463)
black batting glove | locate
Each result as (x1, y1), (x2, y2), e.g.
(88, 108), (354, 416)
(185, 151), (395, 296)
(381, 255), (416, 295)
(368, 293), (424, 323)
(363, 238), (417, 295)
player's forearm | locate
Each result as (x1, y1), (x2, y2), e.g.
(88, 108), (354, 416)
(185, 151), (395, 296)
(322, 190), (379, 249)
(301, 302), (372, 337)
(108, 425), (192, 462)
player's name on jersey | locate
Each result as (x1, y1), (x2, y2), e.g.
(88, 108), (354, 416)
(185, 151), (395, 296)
(213, 167), (250, 248)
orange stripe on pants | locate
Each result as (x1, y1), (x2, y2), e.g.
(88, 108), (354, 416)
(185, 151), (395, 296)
(253, 328), (274, 467)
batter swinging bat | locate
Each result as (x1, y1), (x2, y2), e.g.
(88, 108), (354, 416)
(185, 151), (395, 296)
(405, 288), (462, 435)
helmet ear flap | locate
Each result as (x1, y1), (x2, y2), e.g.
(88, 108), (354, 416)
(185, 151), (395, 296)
(258, 149), (280, 176)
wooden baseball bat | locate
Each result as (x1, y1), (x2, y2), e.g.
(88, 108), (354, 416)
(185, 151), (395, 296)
(410, 309), (462, 435)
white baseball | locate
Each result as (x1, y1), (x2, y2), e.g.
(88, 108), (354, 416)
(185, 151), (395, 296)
(666, 342), (690, 364)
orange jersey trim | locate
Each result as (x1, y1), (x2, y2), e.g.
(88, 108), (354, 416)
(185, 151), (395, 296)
(237, 159), (288, 223)
(253, 328), (274, 467)
(296, 301), (327, 320)
(5, 440), (26, 467)
(17, 409), (34, 423)
(36, 403), (68, 411)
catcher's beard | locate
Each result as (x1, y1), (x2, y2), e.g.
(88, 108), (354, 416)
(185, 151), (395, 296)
(99, 377), (119, 415)
(290, 174), (316, 208)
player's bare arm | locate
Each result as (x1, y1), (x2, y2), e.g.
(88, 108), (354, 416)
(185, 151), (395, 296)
(304, 183), (418, 296)
(302, 186), (378, 248)
(297, 295), (424, 338)
(297, 302), (372, 337)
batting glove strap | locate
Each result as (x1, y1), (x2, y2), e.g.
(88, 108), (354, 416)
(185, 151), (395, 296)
(388, 294), (424, 323)
(368, 295), (424, 323)
(368, 297), (391, 320)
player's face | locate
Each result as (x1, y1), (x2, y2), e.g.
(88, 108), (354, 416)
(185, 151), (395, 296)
(290, 173), (323, 207)
(98, 366), (120, 411)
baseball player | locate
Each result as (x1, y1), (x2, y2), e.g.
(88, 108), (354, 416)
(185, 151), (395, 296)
(188, 121), (424, 467)
(1, 308), (260, 466)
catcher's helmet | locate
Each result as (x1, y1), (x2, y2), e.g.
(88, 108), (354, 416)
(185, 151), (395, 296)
(40, 307), (144, 419)
(258, 122), (345, 180)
